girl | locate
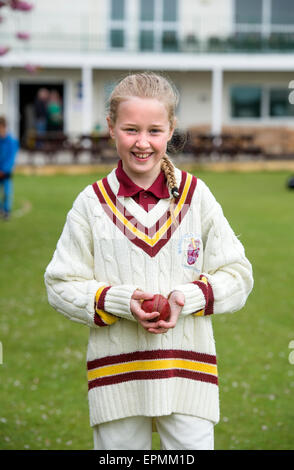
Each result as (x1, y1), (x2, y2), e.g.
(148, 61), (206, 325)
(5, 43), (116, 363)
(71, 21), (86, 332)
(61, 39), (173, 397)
(44, 72), (253, 450)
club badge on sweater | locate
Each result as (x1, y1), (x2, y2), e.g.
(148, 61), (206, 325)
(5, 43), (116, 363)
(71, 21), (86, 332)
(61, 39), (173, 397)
(178, 233), (202, 271)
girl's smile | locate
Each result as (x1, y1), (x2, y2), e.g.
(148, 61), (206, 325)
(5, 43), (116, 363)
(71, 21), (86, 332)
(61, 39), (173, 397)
(107, 97), (174, 189)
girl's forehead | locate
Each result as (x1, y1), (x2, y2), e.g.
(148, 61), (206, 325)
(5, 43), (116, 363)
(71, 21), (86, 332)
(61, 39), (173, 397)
(116, 96), (169, 121)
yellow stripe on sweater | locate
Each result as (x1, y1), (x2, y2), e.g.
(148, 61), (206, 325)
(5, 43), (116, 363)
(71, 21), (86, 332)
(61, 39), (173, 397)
(97, 173), (192, 247)
(87, 358), (218, 382)
(194, 309), (205, 317)
(95, 286), (118, 325)
(193, 276), (208, 317)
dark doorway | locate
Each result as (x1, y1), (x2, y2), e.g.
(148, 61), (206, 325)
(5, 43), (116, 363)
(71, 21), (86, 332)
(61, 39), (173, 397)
(19, 82), (64, 146)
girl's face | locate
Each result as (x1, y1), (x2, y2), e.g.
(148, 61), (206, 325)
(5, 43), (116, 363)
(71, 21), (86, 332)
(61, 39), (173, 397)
(107, 97), (174, 185)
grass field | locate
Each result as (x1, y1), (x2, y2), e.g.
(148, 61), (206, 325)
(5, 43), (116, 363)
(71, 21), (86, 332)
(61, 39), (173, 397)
(0, 168), (294, 450)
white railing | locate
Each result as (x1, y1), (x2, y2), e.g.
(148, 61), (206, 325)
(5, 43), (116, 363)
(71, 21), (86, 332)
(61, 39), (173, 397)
(1, 31), (294, 54)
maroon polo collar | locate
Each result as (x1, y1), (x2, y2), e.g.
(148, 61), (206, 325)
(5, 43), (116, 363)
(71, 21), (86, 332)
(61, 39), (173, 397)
(115, 159), (170, 199)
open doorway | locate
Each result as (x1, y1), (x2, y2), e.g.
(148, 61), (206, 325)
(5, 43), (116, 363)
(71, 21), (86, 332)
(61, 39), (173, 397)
(19, 82), (64, 146)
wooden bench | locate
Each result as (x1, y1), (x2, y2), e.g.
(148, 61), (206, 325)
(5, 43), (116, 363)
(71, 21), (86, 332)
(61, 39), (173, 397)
(183, 132), (262, 159)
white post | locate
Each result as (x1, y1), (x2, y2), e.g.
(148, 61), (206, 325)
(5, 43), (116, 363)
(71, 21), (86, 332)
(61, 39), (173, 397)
(82, 66), (93, 134)
(211, 67), (223, 135)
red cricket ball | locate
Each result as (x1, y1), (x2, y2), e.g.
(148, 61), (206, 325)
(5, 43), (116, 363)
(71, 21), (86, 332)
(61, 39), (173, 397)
(141, 294), (171, 321)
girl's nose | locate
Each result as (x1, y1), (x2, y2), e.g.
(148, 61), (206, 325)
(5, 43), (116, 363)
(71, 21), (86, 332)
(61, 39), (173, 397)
(135, 133), (149, 149)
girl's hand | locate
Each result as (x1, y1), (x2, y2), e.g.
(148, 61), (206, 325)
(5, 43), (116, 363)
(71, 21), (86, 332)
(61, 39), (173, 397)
(147, 290), (185, 334)
(131, 289), (162, 331)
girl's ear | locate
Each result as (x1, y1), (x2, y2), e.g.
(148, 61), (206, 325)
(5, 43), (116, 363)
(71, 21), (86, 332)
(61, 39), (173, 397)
(106, 116), (115, 139)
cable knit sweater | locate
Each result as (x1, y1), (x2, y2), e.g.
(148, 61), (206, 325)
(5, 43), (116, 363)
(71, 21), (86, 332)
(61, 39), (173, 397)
(44, 165), (253, 427)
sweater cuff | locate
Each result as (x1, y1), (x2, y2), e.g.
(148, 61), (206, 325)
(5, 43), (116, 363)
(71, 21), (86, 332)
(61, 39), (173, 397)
(173, 275), (214, 317)
(104, 285), (138, 322)
(192, 275), (214, 316)
(94, 285), (119, 327)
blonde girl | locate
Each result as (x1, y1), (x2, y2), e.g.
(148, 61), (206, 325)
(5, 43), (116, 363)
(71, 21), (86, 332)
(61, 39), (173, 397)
(45, 72), (253, 450)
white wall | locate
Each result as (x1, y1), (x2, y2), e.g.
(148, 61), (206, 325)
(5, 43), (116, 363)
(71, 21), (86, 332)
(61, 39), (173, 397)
(92, 68), (294, 130)
(180, 0), (233, 41)
(0, 0), (236, 52)
(90, 69), (213, 132)
(2, 67), (293, 138)
(171, 71), (212, 128)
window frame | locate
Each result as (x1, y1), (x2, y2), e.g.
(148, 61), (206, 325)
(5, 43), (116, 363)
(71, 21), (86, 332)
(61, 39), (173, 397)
(230, 83), (294, 120)
(230, 85), (263, 119)
(234, 0), (294, 37)
(139, 0), (179, 52)
(269, 87), (294, 117)
(108, 0), (128, 50)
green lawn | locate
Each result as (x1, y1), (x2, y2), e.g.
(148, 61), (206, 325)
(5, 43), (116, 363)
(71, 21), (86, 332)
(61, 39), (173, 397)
(0, 169), (293, 450)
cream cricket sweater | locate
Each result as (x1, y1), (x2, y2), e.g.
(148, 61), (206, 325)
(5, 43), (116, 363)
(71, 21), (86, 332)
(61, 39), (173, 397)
(44, 165), (253, 427)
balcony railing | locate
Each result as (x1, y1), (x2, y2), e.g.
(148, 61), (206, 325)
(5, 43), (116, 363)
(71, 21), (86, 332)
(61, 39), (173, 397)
(1, 31), (294, 55)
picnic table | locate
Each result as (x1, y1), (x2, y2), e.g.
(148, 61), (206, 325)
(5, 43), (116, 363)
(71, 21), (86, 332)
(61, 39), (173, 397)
(182, 132), (262, 159)
(23, 131), (71, 164)
(70, 133), (117, 163)
(22, 131), (118, 164)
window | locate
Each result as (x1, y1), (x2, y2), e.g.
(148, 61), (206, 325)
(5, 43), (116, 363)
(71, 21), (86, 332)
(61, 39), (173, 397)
(162, 30), (178, 52)
(139, 0), (178, 52)
(140, 0), (154, 21)
(110, 29), (124, 48)
(270, 89), (294, 117)
(111, 0), (124, 20)
(235, 0), (294, 38)
(235, 0), (262, 24)
(230, 85), (294, 119)
(271, 0), (294, 25)
(140, 30), (154, 51)
(163, 0), (177, 22)
(110, 0), (125, 48)
(231, 86), (262, 118)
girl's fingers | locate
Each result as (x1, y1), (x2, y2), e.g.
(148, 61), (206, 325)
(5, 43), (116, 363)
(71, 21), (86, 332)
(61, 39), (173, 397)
(139, 313), (160, 324)
(140, 314), (160, 327)
(147, 327), (168, 334)
(132, 304), (160, 321)
(132, 289), (154, 301)
(156, 318), (176, 329)
(141, 316), (170, 334)
(131, 302), (160, 326)
(131, 290), (184, 334)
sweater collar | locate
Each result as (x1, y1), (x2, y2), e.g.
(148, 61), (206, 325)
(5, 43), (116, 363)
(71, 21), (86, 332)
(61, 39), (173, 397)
(115, 159), (170, 199)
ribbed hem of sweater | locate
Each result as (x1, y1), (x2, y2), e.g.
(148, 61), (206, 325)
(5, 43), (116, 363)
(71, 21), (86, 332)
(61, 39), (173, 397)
(88, 378), (219, 427)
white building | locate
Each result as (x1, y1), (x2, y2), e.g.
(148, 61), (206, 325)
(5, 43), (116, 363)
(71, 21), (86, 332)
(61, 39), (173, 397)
(0, 0), (294, 145)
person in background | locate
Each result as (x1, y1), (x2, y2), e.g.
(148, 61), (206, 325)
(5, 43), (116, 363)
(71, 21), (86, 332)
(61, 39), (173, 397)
(34, 88), (49, 134)
(0, 116), (19, 220)
(47, 90), (63, 132)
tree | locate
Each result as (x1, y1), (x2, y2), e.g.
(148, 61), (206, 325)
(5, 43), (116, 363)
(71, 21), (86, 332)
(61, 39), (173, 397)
(0, 0), (34, 56)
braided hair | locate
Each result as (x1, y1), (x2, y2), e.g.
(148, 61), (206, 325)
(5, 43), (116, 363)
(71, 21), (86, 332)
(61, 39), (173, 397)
(161, 128), (187, 200)
(161, 154), (179, 198)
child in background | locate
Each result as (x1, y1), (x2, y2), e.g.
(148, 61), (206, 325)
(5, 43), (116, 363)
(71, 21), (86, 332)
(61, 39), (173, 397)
(44, 72), (253, 450)
(0, 116), (19, 220)
(47, 90), (63, 132)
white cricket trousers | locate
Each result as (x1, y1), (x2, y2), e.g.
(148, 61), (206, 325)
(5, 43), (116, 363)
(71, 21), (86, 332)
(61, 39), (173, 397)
(93, 414), (214, 450)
